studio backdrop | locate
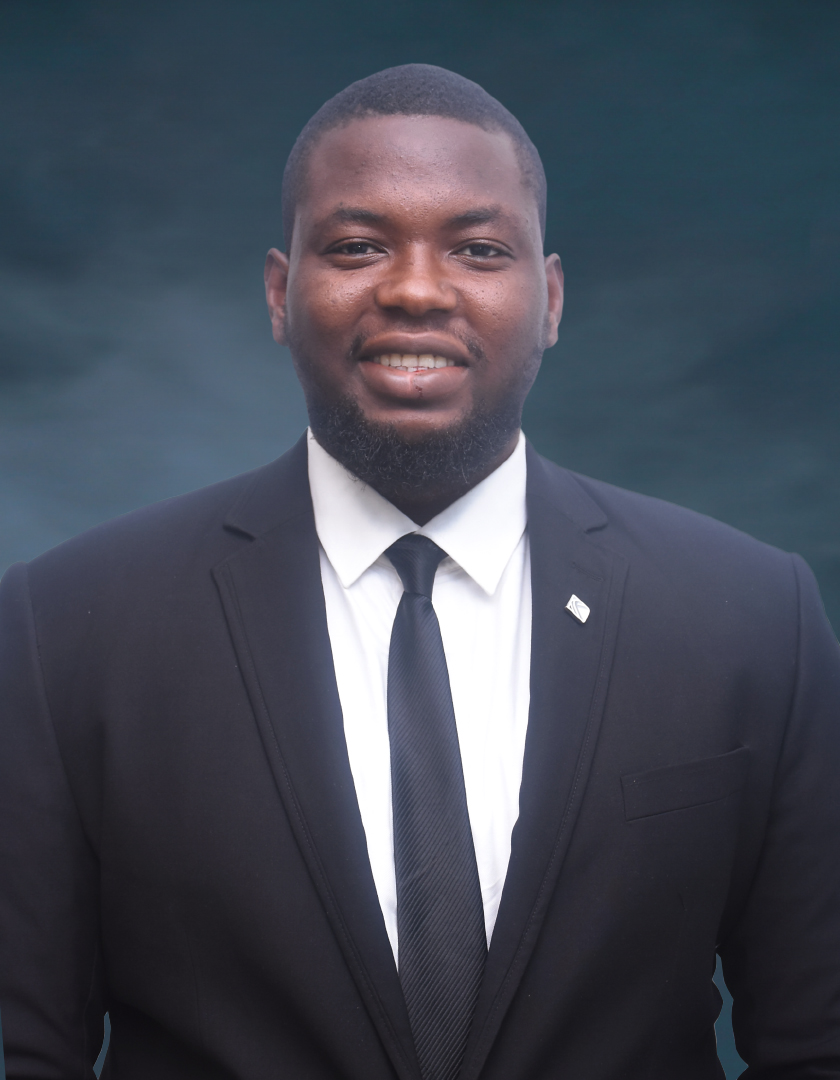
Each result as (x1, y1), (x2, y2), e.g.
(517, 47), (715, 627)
(1, 3), (838, 1075)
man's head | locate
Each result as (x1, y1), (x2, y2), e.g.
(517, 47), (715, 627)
(280, 64), (548, 252)
(265, 64), (564, 522)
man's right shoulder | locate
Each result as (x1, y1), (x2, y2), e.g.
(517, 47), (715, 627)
(14, 434), (311, 598)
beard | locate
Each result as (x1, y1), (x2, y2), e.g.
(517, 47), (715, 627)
(306, 391), (523, 506)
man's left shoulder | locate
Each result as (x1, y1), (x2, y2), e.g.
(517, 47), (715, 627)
(537, 451), (793, 574)
(528, 449), (811, 633)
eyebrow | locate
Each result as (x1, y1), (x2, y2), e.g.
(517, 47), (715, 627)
(329, 207), (389, 226)
(324, 204), (508, 230)
(446, 206), (506, 229)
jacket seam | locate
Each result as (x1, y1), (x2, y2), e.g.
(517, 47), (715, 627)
(716, 550), (803, 952)
(20, 565), (103, 1077)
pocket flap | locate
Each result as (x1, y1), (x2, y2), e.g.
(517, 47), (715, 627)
(622, 746), (750, 821)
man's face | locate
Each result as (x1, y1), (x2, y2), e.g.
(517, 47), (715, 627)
(266, 115), (563, 453)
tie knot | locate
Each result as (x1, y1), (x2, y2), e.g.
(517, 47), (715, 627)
(386, 534), (447, 598)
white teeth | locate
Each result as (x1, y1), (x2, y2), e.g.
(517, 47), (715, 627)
(371, 354), (456, 370)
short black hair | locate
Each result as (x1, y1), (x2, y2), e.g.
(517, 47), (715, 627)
(281, 64), (547, 250)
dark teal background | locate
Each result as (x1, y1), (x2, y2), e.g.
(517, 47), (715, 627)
(2, 2), (838, 1075)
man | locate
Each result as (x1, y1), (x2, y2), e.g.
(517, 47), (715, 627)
(1, 63), (839, 1079)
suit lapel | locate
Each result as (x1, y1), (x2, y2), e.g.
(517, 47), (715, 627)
(212, 437), (421, 1080)
(460, 445), (628, 1080)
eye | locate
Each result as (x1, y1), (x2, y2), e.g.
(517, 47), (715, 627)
(457, 241), (508, 259)
(330, 240), (382, 257)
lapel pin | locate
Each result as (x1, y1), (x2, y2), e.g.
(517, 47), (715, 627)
(565, 594), (590, 623)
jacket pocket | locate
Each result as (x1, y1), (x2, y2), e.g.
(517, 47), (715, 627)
(621, 746), (750, 821)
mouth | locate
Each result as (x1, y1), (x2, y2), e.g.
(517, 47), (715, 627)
(356, 343), (470, 406)
(369, 353), (459, 371)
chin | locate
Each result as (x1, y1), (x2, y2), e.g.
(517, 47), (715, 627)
(308, 394), (520, 498)
(373, 411), (468, 444)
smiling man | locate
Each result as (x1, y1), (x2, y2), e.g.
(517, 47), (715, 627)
(1, 65), (840, 1080)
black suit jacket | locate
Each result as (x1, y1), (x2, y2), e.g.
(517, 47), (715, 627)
(2, 435), (839, 1079)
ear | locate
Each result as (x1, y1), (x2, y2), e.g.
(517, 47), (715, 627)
(264, 248), (290, 346)
(543, 253), (564, 348)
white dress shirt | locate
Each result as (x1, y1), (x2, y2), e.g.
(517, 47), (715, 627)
(307, 429), (531, 962)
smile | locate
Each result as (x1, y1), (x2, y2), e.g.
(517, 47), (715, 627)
(370, 354), (458, 371)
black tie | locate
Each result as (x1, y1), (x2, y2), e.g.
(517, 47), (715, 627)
(386, 534), (486, 1080)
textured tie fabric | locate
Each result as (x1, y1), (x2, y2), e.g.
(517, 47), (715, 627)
(386, 534), (487, 1080)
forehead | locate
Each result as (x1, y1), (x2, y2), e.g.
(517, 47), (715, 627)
(298, 115), (536, 233)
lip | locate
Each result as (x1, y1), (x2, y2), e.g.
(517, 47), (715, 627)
(358, 358), (469, 404)
(356, 334), (472, 368)
(355, 334), (472, 405)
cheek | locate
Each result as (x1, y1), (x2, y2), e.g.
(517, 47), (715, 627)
(470, 277), (545, 351)
(289, 272), (370, 342)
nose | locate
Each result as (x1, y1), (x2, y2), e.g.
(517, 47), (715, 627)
(374, 246), (458, 317)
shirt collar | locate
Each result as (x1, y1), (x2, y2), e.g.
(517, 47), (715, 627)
(307, 428), (527, 596)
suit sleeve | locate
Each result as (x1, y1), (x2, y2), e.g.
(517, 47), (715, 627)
(0, 563), (107, 1078)
(720, 554), (840, 1077)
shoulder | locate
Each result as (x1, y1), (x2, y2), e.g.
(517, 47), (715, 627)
(532, 456), (836, 725)
(14, 435), (310, 609)
(536, 450), (794, 577)
(528, 449), (804, 638)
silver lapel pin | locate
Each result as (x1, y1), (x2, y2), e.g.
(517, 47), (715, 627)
(565, 594), (591, 623)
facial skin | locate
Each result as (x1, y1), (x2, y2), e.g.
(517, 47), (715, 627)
(265, 114), (564, 523)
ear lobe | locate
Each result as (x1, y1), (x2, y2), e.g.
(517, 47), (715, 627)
(264, 248), (290, 346)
